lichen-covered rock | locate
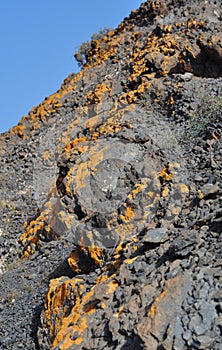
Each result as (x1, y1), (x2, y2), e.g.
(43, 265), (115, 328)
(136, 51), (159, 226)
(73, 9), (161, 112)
(0, 1), (222, 349)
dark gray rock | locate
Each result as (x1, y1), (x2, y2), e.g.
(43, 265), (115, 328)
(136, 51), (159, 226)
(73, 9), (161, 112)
(142, 228), (166, 243)
(201, 183), (220, 198)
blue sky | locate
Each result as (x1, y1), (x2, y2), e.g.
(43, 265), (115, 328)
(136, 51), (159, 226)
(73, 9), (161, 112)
(0, 0), (142, 134)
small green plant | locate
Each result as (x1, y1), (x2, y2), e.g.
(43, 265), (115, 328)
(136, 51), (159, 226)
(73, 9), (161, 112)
(23, 283), (33, 293)
(6, 290), (19, 303)
(74, 27), (112, 66)
(74, 41), (91, 66)
(90, 27), (112, 41)
(0, 199), (17, 211)
(5, 256), (23, 271)
(183, 95), (222, 142)
(0, 174), (6, 189)
(6, 263), (15, 271)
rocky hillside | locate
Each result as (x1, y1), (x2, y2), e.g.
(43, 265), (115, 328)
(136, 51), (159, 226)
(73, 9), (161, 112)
(0, 1), (222, 349)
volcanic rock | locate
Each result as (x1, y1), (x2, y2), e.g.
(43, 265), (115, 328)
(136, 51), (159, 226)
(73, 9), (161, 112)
(0, 1), (222, 349)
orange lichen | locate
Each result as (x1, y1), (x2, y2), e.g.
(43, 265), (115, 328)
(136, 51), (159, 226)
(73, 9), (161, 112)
(172, 207), (180, 215)
(198, 190), (204, 200)
(211, 132), (220, 141)
(86, 82), (112, 104)
(45, 263), (120, 348)
(120, 207), (135, 222)
(125, 257), (138, 264)
(146, 191), (155, 200)
(179, 183), (189, 194)
(107, 280), (119, 294)
(167, 94), (175, 106)
(47, 279), (93, 348)
(89, 117), (123, 140)
(15, 6), (215, 347)
(162, 187), (169, 198)
(64, 136), (88, 151)
(20, 212), (49, 257)
(12, 125), (26, 137)
(115, 305), (125, 318)
(128, 181), (147, 201)
(11, 10), (209, 143)
(149, 290), (167, 317)
(10, 71), (83, 138)
(43, 150), (53, 161)
(187, 19), (197, 29)
(19, 187), (65, 257)
(159, 168), (172, 182)
(88, 246), (104, 266)
(68, 250), (82, 273)
(68, 245), (104, 273)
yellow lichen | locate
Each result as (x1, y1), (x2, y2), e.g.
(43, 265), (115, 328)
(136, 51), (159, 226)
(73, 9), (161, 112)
(179, 183), (189, 194)
(120, 207), (135, 222)
(159, 167), (172, 182)
(198, 190), (204, 199)
(149, 290), (167, 317)
(128, 181), (147, 201)
(162, 187), (169, 198)
(13, 125), (26, 137)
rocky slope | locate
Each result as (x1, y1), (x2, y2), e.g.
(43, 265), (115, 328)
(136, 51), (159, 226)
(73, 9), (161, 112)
(0, 0), (222, 349)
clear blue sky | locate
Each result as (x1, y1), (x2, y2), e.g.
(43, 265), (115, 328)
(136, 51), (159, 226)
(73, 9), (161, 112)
(0, 0), (142, 134)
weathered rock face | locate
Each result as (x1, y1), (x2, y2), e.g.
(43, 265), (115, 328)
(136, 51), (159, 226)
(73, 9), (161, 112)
(0, 1), (222, 349)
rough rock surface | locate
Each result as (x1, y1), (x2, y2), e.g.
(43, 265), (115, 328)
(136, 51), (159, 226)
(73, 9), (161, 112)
(0, 1), (222, 349)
